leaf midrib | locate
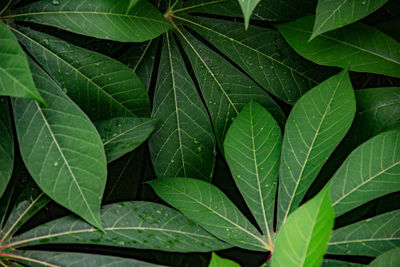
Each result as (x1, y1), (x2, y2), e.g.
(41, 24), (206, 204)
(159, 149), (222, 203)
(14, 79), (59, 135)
(312, 0), (349, 36)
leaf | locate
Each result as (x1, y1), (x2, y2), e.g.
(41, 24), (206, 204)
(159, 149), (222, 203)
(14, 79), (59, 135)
(311, 0), (389, 40)
(176, 26), (285, 147)
(375, 19), (400, 42)
(369, 247), (400, 267)
(149, 32), (216, 180)
(0, 0), (20, 15)
(12, 25), (150, 121)
(0, 97), (14, 198)
(223, 101), (281, 244)
(272, 187), (334, 267)
(0, 21), (44, 103)
(208, 253), (240, 267)
(277, 69), (356, 227)
(12, 59), (107, 229)
(238, 0), (261, 29)
(0, 176), (17, 228)
(149, 178), (270, 251)
(329, 130), (400, 217)
(321, 260), (366, 267)
(327, 210), (400, 256)
(175, 15), (332, 104)
(10, 0), (171, 42)
(95, 117), (156, 163)
(277, 16), (400, 78)
(9, 201), (230, 253)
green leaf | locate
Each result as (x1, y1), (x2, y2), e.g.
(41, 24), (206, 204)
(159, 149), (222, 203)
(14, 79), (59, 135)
(0, 21), (44, 103)
(149, 178), (269, 251)
(223, 101), (281, 244)
(0, 0), (20, 15)
(311, 0), (388, 40)
(277, 16), (400, 78)
(0, 176), (17, 228)
(375, 19), (400, 42)
(327, 210), (400, 256)
(322, 260), (366, 267)
(175, 15), (332, 104)
(208, 253), (240, 267)
(176, 26), (285, 147)
(12, 59), (107, 229)
(0, 97), (14, 198)
(272, 187), (334, 267)
(10, 0), (171, 42)
(329, 130), (400, 217)
(12, 25), (150, 121)
(238, 0), (261, 29)
(95, 117), (156, 163)
(10, 201), (230, 252)
(369, 248), (400, 267)
(277, 69), (356, 227)
(149, 32), (216, 181)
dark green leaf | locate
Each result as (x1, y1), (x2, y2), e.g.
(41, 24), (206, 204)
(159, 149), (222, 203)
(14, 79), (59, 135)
(208, 253), (240, 267)
(0, 97), (14, 198)
(0, 177), (16, 228)
(375, 19), (400, 42)
(238, 0), (261, 29)
(369, 247), (400, 267)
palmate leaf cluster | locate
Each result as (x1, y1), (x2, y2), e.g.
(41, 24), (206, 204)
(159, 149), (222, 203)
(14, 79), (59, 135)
(0, 0), (399, 266)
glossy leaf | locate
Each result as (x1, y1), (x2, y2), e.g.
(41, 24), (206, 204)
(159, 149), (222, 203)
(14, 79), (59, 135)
(13, 25), (150, 121)
(369, 248), (400, 267)
(149, 178), (270, 251)
(327, 210), (400, 256)
(277, 16), (400, 78)
(12, 60), (107, 229)
(311, 0), (388, 39)
(0, 97), (14, 198)
(277, 69), (356, 227)
(95, 117), (156, 163)
(0, 21), (43, 103)
(272, 187), (334, 267)
(330, 130), (400, 216)
(149, 32), (216, 180)
(10, 201), (230, 253)
(238, 0), (261, 29)
(224, 101), (281, 243)
(177, 26), (285, 147)
(208, 253), (240, 267)
(176, 15), (332, 104)
(10, 0), (171, 42)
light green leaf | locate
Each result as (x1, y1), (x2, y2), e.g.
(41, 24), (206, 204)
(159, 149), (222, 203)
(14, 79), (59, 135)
(311, 0), (388, 40)
(209, 253), (240, 267)
(9, 201), (230, 253)
(277, 16), (400, 78)
(95, 117), (156, 163)
(149, 32), (216, 181)
(224, 101), (281, 244)
(272, 187), (334, 267)
(0, 21), (44, 103)
(10, 0), (171, 42)
(149, 178), (270, 251)
(277, 69), (356, 227)
(0, 97), (14, 198)
(12, 25), (150, 121)
(175, 15), (332, 104)
(329, 130), (400, 217)
(238, 0), (261, 29)
(369, 248), (400, 267)
(12, 59), (107, 229)
(327, 210), (400, 256)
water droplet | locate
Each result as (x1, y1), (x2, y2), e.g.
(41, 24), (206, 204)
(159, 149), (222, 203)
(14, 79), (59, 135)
(51, 0), (60, 5)
(197, 146), (202, 152)
(193, 139), (200, 144)
(362, 0), (366, 4)
(54, 162), (59, 166)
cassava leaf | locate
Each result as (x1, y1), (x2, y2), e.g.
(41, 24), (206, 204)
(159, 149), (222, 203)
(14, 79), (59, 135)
(277, 69), (355, 227)
(277, 16), (400, 78)
(12, 25), (150, 121)
(10, 0), (171, 42)
(149, 32), (216, 180)
(12, 59), (107, 229)
(149, 178), (270, 251)
(322, 260), (366, 267)
(224, 101), (281, 244)
(208, 253), (240, 267)
(9, 201), (230, 253)
(369, 247), (400, 267)
(0, 97), (14, 198)
(238, 0), (261, 29)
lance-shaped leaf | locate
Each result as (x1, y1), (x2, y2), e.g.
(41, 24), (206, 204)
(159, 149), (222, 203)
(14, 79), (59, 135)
(149, 32), (216, 180)
(0, 21), (43, 103)
(12, 60), (107, 229)
(327, 210), (400, 256)
(277, 69), (355, 227)
(311, 0), (388, 40)
(224, 101), (281, 244)
(9, 201), (230, 252)
(12, 26), (150, 121)
(149, 178), (270, 251)
(369, 248), (400, 267)
(272, 187), (334, 267)
(10, 0), (171, 42)
(330, 130), (400, 216)
(238, 0), (261, 29)
(95, 117), (156, 163)
(175, 15), (331, 104)
(208, 253), (240, 267)
(277, 16), (400, 78)
(176, 27), (285, 147)
(0, 97), (14, 198)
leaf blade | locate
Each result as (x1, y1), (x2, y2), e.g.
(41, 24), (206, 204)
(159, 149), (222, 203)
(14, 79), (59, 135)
(0, 97), (14, 198)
